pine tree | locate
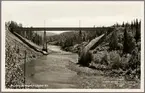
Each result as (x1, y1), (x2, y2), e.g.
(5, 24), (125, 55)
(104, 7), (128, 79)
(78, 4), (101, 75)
(122, 22), (125, 27)
(109, 31), (118, 50)
(78, 30), (82, 43)
(123, 27), (136, 53)
(131, 21), (133, 29)
(123, 28), (128, 53)
(135, 19), (141, 42)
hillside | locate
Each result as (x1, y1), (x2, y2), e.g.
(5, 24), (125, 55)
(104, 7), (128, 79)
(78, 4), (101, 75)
(5, 31), (43, 88)
(35, 31), (57, 37)
(47, 28), (110, 49)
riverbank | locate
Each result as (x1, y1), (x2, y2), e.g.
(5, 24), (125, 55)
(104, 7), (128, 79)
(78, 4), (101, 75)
(67, 60), (140, 89)
(5, 31), (43, 88)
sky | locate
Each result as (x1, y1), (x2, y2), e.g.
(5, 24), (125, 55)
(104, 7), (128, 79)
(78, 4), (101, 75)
(2, 1), (144, 34)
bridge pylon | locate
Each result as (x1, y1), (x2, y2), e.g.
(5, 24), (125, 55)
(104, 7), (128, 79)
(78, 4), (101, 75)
(42, 29), (47, 52)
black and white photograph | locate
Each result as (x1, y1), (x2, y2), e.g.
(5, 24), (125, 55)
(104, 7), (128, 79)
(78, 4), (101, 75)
(1, 1), (144, 92)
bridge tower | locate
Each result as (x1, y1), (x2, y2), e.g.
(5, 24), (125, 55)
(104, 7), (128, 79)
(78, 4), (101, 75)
(42, 20), (47, 52)
(79, 20), (82, 43)
(42, 29), (47, 52)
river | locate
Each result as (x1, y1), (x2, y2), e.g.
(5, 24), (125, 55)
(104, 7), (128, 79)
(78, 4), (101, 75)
(24, 45), (79, 88)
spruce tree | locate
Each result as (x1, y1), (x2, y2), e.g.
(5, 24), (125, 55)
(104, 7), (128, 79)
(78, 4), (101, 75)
(79, 30), (82, 43)
(109, 31), (118, 50)
(131, 21), (133, 29)
(135, 19), (141, 42)
(123, 27), (136, 54)
(123, 27), (128, 53)
(122, 22), (125, 27)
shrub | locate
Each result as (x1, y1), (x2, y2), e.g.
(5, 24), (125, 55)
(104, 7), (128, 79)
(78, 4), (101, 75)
(120, 54), (131, 70)
(92, 51), (107, 64)
(100, 51), (110, 65)
(128, 48), (140, 70)
(108, 51), (121, 69)
(92, 51), (123, 70)
(124, 48), (141, 80)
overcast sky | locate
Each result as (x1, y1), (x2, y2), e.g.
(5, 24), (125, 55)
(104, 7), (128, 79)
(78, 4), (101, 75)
(2, 1), (144, 34)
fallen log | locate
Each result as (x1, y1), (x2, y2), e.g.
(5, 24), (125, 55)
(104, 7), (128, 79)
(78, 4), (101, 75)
(78, 34), (105, 66)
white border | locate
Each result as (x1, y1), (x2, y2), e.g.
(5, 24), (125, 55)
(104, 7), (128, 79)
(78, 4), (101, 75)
(1, 1), (6, 92)
(1, 1), (144, 92)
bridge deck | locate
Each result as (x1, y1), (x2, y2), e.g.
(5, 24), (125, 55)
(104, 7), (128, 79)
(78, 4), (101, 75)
(13, 27), (113, 31)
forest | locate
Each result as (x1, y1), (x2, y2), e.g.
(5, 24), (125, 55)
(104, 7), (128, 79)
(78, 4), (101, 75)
(6, 19), (141, 80)
(5, 21), (43, 46)
(47, 19), (141, 80)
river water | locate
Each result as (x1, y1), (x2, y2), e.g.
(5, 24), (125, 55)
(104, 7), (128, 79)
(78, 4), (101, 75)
(23, 45), (79, 89)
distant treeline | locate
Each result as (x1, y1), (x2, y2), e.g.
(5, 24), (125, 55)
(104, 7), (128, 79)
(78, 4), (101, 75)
(47, 19), (141, 51)
(5, 21), (43, 45)
(47, 27), (113, 50)
(110, 19), (141, 52)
